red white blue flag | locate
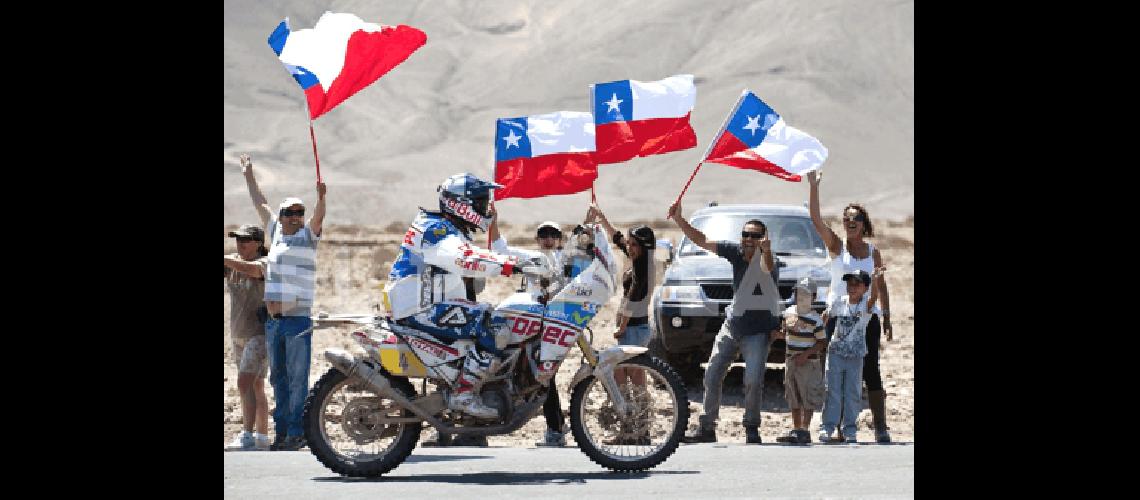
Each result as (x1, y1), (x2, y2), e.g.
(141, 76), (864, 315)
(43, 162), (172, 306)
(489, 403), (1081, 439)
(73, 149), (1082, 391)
(267, 12), (426, 120)
(703, 90), (828, 181)
(494, 111), (599, 200)
(591, 74), (697, 164)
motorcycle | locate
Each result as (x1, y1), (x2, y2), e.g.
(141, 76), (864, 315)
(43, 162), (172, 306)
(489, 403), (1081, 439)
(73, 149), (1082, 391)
(301, 224), (689, 477)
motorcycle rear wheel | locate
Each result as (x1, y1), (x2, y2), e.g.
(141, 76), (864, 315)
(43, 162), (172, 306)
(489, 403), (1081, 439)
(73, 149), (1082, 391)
(569, 354), (689, 472)
(303, 367), (422, 477)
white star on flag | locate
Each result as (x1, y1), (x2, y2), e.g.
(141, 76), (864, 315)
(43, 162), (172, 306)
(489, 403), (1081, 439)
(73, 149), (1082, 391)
(606, 93), (623, 113)
(503, 129), (522, 149)
(743, 115), (761, 136)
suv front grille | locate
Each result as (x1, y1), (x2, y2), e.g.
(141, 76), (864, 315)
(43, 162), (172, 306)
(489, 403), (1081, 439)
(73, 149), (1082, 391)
(701, 284), (734, 300)
(702, 282), (798, 301)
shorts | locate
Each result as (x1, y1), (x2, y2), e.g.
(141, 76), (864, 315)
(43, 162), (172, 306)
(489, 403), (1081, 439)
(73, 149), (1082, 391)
(231, 335), (268, 378)
(618, 324), (651, 347)
(784, 353), (825, 410)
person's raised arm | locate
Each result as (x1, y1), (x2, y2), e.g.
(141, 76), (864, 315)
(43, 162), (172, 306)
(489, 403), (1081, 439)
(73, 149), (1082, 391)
(588, 202), (629, 253)
(309, 181), (327, 237)
(240, 154), (272, 228)
(488, 200), (502, 244)
(806, 170), (841, 256)
(667, 200), (717, 253)
(871, 250), (892, 341)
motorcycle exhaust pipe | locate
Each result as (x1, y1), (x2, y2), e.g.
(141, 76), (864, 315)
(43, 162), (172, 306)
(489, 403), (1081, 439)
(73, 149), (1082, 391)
(322, 348), (440, 424)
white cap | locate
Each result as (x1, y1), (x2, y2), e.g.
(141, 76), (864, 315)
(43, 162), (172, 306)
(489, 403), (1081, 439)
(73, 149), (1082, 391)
(278, 197), (305, 211)
(537, 221), (561, 233)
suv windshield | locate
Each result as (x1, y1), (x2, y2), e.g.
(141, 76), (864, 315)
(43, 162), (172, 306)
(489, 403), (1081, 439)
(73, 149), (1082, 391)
(680, 214), (827, 257)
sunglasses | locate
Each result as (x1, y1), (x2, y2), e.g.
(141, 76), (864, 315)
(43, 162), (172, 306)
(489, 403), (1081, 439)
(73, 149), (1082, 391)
(537, 229), (562, 239)
(279, 209), (305, 217)
(235, 236), (260, 243)
(843, 213), (866, 223)
(741, 231), (766, 239)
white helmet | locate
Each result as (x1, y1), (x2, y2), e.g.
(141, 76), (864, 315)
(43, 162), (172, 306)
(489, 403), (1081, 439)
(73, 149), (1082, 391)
(438, 173), (502, 232)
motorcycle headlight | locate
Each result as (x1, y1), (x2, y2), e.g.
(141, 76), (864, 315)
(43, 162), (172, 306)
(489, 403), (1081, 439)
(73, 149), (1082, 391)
(661, 285), (703, 301)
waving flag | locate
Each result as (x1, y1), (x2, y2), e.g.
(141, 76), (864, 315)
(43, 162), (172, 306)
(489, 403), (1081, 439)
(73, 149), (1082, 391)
(268, 12), (427, 120)
(591, 74), (697, 164)
(703, 90), (828, 181)
(494, 112), (599, 200)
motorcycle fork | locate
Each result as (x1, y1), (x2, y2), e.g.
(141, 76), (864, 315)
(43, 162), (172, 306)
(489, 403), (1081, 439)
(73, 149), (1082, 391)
(574, 329), (634, 417)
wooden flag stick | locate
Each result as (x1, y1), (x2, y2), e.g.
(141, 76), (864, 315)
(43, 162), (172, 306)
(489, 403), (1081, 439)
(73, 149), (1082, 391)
(309, 120), (323, 183)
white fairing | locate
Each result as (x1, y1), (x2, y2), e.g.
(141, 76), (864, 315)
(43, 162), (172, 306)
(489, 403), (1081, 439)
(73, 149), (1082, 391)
(538, 225), (618, 361)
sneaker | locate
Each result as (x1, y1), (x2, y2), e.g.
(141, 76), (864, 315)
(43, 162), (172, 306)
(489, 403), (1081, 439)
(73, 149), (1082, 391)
(225, 432), (255, 451)
(818, 431), (831, 443)
(254, 433), (271, 450)
(422, 433), (455, 447)
(276, 435), (307, 451)
(448, 391), (499, 419)
(775, 429), (800, 443)
(845, 434), (857, 444)
(269, 434), (288, 451)
(536, 430), (567, 447)
(681, 427), (717, 444)
(745, 426), (761, 444)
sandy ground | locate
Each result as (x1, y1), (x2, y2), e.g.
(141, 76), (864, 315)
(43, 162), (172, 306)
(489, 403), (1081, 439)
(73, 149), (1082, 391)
(224, 217), (913, 446)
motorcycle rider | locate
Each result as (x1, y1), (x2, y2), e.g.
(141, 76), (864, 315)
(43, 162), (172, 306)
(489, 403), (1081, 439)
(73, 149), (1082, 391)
(384, 173), (522, 419)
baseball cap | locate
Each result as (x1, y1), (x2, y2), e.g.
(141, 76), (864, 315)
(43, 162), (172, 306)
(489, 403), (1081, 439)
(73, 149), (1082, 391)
(536, 221), (561, 233)
(228, 224), (265, 240)
(795, 276), (813, 292)
(841, 270), (872, 286)
(278, 197), (305, 211)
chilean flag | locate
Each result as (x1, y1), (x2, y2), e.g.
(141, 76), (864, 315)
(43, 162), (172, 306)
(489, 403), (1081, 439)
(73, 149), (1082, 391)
(494, 112), (599, 200)
(703, 90), (828, 182)
(267, 12), (426, 120)
(591, 74), (697, 164)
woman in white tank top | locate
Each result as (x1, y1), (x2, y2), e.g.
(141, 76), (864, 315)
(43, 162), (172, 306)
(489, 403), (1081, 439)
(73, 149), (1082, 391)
(806, 170), (894, 444)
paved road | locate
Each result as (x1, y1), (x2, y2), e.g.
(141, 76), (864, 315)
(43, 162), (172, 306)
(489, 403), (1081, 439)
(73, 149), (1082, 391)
(225, 442), (914, 498)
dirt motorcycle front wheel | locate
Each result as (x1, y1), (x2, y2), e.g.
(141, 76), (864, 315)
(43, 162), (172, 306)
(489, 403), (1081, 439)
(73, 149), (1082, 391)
(302, 367), (422, 477)
(569, 354), (689, 472)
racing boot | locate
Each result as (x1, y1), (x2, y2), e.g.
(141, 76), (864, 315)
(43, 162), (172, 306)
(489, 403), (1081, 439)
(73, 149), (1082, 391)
(448, 348), (500, 419)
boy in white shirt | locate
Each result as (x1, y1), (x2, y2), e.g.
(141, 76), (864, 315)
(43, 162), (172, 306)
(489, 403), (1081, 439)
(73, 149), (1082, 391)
(819, 269), (880, 444)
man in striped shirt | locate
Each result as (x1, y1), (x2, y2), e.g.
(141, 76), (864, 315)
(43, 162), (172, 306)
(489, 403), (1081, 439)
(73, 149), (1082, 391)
(240, 154), (326, 451)
(776, 277), (826, 444)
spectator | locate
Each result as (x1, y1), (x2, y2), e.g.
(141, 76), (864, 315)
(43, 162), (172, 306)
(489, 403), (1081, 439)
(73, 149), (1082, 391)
(240, 153), (326, 451)
(590, 204), (655, 446)
(818, 270), (880, 444)
(774, 277), (826, 444)
(223, 224), (271, 451)
(807, 170), (894, 443)
(489, 216), (573, 447)
(668, 200), (781, 445)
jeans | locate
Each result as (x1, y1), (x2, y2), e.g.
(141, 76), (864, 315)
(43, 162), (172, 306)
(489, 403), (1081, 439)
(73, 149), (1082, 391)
(699, 321), (769, 429)
(619, 323), (651, 347)
(821, 352), (864, 438)
(266, 316), (313, 438)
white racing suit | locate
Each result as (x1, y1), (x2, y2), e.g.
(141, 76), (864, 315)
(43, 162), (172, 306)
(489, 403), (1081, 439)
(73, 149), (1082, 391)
(384, 211), (518, 417)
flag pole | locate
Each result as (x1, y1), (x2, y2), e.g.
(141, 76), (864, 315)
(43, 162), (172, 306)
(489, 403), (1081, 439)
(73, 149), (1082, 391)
(308, 120), (323, 184)
(670, 90), (748, 217)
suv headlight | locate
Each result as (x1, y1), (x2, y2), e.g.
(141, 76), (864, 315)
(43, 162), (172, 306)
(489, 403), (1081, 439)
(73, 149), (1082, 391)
(661, 285), (703, 301)
(809, 267), (830, 281)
